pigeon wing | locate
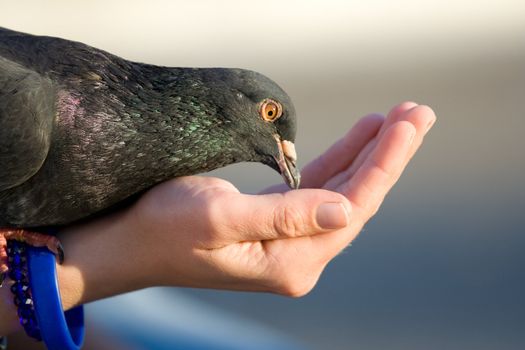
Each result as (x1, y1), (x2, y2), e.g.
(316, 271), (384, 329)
(0, 56), (56, 191)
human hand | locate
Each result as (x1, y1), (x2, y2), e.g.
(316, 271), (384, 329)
(0, 102), (435, 335)
(65, 102), (435, 300)
(265, 101), (436, 255)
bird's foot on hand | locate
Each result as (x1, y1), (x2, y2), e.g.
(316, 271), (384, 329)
(0, 270), (6, 288)
(0, 228), (64, 286)
(0, 232), (8, 287)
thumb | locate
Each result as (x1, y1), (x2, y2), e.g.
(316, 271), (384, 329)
(220, 189), (352, 242)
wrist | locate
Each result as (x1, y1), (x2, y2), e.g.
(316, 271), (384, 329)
(56, 210), (154, 308)
(0, 278), (20, 335)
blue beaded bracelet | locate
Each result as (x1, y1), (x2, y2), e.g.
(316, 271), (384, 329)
(6, 240), (42, 341)
(6, 240), (85, 350)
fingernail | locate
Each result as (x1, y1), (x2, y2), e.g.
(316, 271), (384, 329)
(425, 117), (436, 133)
(316, 202), (349, 229)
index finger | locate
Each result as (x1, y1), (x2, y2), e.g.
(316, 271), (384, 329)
(300, 113), (385, 189)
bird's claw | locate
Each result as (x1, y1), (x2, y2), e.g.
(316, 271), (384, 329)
(44, 238), (65, 264)
(56, 242), (65, 264)
(0, 228), (65, 267)
(0, 272), (5, 288)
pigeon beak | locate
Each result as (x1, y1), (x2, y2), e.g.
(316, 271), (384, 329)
(273, 135), (301, 189)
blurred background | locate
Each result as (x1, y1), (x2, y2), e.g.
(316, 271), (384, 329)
(2, 0), (525, 349)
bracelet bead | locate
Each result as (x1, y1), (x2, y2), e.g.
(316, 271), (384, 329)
(6, 240), (43, 342)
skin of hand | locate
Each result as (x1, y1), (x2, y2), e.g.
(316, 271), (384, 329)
(0, 102), (435, 335)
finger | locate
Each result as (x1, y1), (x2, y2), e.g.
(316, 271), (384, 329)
(309, 121), (416, 259)
(263, 103), (415, 193)
(217, 189), (352, 243)
(324, 102), (418, 191)
(321, 106), (435, 257)
(325, 102), (435, 190)
(300, 113), (385, 189)
(341, 121), (416, 217)
(356, 102), (433, 172)
(379, 101), (420, 139)
(260, 114), (384, 194)
(402, 105), (436, 163)
(339, 106), (436, 222)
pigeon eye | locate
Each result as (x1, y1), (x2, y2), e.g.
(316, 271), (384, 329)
(259, 99), (283, 122)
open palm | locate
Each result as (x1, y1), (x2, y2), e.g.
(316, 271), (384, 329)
(126, 102), (435, 296)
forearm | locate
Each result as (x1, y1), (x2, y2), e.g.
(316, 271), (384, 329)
(0, 276), (18, 335)
(0, 210), (152, 336)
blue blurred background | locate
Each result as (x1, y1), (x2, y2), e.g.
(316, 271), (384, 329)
(3, 1), (525, 349)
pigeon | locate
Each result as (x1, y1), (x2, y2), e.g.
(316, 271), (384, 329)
(0, 27), (300, 282)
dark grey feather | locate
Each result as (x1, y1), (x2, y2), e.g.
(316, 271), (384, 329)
(0, 56), (55, 191)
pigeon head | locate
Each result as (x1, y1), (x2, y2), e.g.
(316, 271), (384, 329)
(200, 68), (300, 189)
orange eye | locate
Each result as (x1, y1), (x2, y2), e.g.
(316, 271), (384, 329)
(259, 99), (283, 122)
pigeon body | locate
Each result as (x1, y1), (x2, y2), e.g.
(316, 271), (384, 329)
(0, 27), (299, 228)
